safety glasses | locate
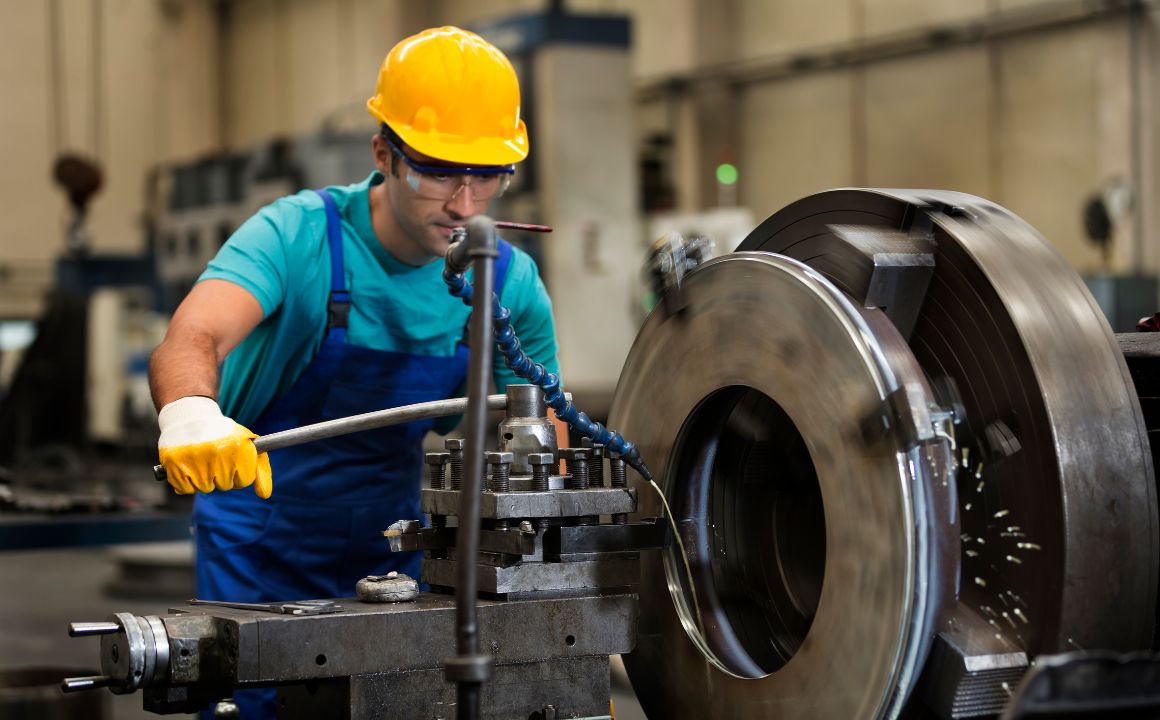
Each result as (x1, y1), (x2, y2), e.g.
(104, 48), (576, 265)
(386, 137), (514, 201)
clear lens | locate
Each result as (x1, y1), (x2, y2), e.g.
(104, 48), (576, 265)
(404, 167), (512, 201)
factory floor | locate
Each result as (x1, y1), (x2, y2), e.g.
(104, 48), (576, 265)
(0, 544), (646, 720)
(0, 544), (193, 720)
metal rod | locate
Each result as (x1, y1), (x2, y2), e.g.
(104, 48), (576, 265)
(61, 675), (113, 693)
(68, 621), (119, 637)
(454, 220), (552, 234)
(453, 216), (497, 720)
(154, 394), (508, 481)
(493, 220), (552, 233)
(154, 392), (571, 481)
(250, 396), (504, 453)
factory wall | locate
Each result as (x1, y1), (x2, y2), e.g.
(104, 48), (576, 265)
(429, 0), (1155, 276)
(702, 1), (1145, 276)
(738, 27), (1122, 271)
(222, 0), (437, 147)
(217, 0), (697, 144)
(0, 0), (1155, 319)
(1143, 10), (1160, 276)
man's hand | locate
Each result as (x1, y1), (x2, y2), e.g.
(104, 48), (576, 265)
(157, 396), (272, 498)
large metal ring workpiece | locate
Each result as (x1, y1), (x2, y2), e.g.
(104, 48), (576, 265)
(611, 189), (1158, 718)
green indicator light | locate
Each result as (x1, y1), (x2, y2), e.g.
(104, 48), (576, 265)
(716, 163), (738, 185)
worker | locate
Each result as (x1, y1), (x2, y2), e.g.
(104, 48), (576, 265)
(149, 27), (558, 718)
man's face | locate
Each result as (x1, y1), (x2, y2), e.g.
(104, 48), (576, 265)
(372, 135), (493, 259)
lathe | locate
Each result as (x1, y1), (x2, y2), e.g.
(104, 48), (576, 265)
(62, 190), (1160, 718)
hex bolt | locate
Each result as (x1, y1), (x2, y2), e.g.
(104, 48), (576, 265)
(486, 452), (514, 493)
(425, 452), (450, 489)
(425, 452), (450, 528)
(445, 438), (465, 490)
(559, 448), (590, 490)
(527, 452), (555, 531)
(527, 453), (554, 492)
(486, 451), (514, 530)
(609, 451), (628, 525)
(582, 438), (606, 488)
(559, 448), (594, 526)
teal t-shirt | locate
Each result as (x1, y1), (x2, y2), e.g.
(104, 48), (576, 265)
(199, 171), (559, 428)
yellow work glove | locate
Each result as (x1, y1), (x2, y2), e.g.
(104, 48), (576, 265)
(157, 396), (273, 499)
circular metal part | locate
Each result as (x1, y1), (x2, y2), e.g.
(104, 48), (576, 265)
(505, 384), (547, 417)
(92, 613), (169, 695)
(611, 252), (956, 718)
(99, 613), (146, 694)
(356, 572), (419, 603)
(737, 189), (1157, 657)
(143, 616), (169, 685)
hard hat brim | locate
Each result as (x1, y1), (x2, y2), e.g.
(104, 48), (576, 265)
(368, 98), (529, 167)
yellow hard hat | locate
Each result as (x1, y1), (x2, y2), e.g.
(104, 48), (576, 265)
(367, 26), (529, 166)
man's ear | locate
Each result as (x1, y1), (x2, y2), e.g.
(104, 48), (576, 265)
(371, 134), (395, 176)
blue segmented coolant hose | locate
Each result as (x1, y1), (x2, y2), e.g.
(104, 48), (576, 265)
(442, 259), (654, 483)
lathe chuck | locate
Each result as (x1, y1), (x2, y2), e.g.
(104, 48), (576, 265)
(611, 189), (1158, 718)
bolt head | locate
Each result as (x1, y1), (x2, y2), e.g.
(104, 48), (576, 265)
(425, 452), (450, 465)
(445, 438), (466, 450)
(486, 451), (515, 464)
(559, 448), (589, 461)
(527, 452), (554, 466)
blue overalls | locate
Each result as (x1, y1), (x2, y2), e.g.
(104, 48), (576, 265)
(193, 189), (512, 718)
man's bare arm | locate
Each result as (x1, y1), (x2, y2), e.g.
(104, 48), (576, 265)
(149, 280), (266, 410)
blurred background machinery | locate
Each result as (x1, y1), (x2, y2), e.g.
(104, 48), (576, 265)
(0, 151), (178, 551)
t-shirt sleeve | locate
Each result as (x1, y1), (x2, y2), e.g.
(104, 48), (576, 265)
(493, 249), (560, 391)
(198, 203), (292, 318)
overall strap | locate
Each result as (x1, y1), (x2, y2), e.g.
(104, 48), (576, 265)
(313, 189), (350, 342)
(494, 238), (514, 294)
